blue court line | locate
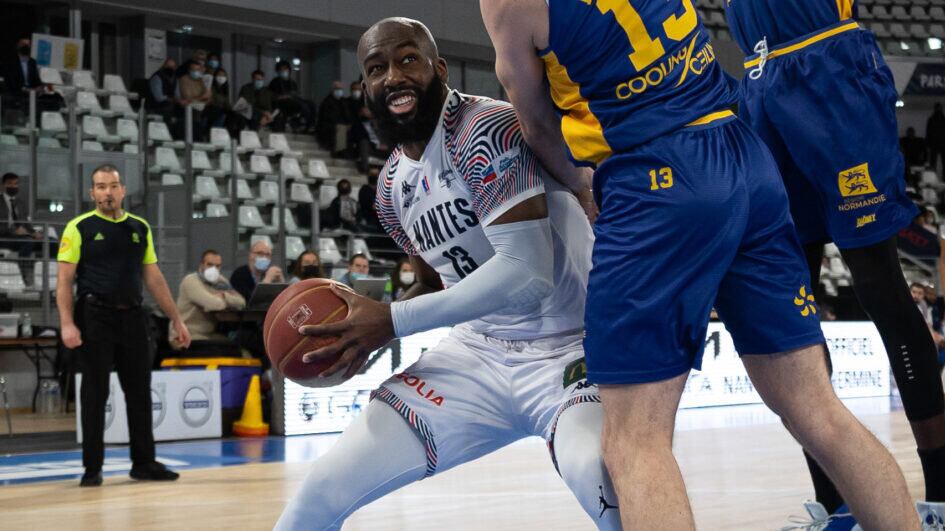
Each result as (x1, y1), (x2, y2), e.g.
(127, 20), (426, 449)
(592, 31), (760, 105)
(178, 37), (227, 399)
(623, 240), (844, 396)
(0, 434), (337, 486)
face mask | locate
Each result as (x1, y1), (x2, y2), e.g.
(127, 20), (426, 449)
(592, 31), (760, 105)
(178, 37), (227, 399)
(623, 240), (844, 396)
(5, 187), (18, 197)
(254, 256), (271, 271)
(215, 76), (227, 85)
(351, 90), (362, 99)
(350, 272), (367, 281)
(202, 266), (220, 283)
(189, 70), (202, 80)
(338, 186), (351, 195)
(399, 271), (415, 285)
(17, 46), (29, 57)
(163, 67), (175, 75)
(207, 60), (220, 70)
(254, 79), (265, 90)
(301, 265), (320, 279)
(279, 70), (290, 79)
(333, 89), (344, 99)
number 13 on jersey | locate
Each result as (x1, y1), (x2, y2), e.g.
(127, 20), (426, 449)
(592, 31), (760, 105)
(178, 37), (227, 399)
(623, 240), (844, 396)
(588, 0), (698, 71)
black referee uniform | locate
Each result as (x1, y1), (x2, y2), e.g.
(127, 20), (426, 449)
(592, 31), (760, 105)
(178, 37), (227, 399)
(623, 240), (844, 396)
(58, 210), (158, 474)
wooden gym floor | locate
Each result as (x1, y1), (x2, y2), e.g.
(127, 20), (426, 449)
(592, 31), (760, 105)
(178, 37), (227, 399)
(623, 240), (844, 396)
(0, 398), (926, 530)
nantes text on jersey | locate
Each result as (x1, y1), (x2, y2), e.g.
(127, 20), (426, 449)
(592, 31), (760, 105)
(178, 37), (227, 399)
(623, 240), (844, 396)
(725, 0), (858, 54)
(540, 0), (737, 166)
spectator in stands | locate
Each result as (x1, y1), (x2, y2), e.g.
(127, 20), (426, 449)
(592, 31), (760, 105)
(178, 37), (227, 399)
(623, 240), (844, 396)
(913, 281), (934, 326)
(327, 179), (359, 230)
(924, 283), (945, 334)
(206, 53), (221, 73)
(349, 105), (391, 170)
(204, 67), (245, 134)
(927, 103), (945, 173)
(0, 172), (45, 285)
(912, 281), (945, 355)
(338, 253), (369, 287)
(317, 80), (354, 156)
(269, 60), (317, 133)
(176, 49), (208, 78)
(383, 257), (415, 302)
(346, 81), (364, 121)
(147, 58), (178, 120)
(922, 207), (939, 234)
(171, 249), (245, 352)
(230, 239), (285, 301)
(902, 127), (928, 170)
(3, 38), (40, 96)
(176, 60), (211, 140)
(288, 250), (325, 284)
(2, 37), (61, 113)
(237, 70), (274, 130)
(358, 167), (381, 231)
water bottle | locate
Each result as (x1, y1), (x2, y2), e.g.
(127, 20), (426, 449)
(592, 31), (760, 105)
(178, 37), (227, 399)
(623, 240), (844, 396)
(20, 313), (31, 338)
(47, 380), (61, 414)
(39, 380), (52, 414)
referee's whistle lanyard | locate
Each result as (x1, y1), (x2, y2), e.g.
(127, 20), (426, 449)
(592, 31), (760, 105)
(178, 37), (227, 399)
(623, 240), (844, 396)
(748, 37), (769, 80)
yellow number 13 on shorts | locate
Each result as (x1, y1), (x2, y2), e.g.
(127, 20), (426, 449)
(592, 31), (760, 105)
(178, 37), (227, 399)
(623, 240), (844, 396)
(589, 0), (698, 70)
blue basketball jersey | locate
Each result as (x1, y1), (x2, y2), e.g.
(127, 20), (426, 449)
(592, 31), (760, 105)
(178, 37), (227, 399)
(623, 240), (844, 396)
(725, 0), (858, 53)
(541, 0), (737, 166)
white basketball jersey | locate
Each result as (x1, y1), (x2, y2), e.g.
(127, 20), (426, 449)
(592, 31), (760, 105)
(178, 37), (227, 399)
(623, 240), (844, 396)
(376, 91), (592, 340)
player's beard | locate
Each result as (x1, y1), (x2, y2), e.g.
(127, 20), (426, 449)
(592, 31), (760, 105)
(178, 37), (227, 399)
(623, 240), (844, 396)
(368, 75), (446, 147)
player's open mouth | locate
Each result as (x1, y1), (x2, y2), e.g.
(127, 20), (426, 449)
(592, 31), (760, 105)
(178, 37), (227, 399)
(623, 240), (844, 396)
(387, 91), (417, 115)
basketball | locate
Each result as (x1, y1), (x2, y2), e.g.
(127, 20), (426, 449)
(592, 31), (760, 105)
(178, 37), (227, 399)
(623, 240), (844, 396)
(263, 278), (351, 388)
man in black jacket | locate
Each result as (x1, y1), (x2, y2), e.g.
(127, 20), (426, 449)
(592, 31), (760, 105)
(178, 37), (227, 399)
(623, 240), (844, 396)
(316, 80), (353, 156)
(3, 38), (42, 112)
(268, 60), (316, 133)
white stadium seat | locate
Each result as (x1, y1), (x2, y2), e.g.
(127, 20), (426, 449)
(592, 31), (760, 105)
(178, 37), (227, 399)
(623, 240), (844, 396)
(116, 119), (139, 142)
(308, 159), (331, 179)
(40, 112), (67, 134)
(250, 154), (274, 175)
(238, 205), (266, 229)
(102, 74), (128, 94)
(206, 203), (229, 218)
(280, 157), (304, 179)
(318, 237), (343, 264)
(290, 183), (314, 203)
(285, 236), (307, 262)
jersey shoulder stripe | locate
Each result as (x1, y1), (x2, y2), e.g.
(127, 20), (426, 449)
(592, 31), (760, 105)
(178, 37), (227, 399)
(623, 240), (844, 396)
(376, 148), (419, 255)
(443, 92), (544, 223)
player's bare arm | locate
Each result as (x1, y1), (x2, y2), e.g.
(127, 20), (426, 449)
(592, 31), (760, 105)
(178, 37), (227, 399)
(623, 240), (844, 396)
(299, 195), (551, 379)
(480, 0), (596, 221)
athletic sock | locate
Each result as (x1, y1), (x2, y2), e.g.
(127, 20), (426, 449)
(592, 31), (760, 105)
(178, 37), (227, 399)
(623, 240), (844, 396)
(804, 450), (844, 513)
(919, 445), (945, 502)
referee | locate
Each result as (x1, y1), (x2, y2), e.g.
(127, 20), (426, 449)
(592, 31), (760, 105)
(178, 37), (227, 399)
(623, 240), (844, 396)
(57, 164), (191, 487)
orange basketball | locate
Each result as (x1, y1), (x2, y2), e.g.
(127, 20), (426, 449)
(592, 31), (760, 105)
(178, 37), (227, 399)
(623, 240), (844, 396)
(263, 278), (351, 387)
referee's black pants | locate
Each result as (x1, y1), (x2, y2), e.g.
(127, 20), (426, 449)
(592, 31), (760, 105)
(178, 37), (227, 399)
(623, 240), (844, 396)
(77, 301), (155, 471)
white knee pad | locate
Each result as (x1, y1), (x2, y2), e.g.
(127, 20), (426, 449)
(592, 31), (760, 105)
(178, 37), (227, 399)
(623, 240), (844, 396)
(552, 402), (622, 531)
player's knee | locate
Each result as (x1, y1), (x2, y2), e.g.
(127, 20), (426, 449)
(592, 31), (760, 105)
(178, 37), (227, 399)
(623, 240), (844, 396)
(277, 472), (348, 531)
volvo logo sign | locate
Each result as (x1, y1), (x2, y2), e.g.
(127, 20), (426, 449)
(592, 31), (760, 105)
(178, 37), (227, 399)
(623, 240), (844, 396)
(299, 392), (318, 422)
(151, 383), (167, 429)
(180, 384), (213, 428)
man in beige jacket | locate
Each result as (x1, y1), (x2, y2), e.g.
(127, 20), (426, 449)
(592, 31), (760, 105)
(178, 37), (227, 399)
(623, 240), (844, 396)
(171, 249), (245, 350)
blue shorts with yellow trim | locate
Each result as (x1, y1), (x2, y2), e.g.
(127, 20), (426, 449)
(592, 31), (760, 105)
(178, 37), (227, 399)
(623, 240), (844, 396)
(584, 116), (825, 385)
(740, 23), (917, 249)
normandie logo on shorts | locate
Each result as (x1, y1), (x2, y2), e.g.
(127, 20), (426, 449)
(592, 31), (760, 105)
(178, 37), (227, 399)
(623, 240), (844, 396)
(838, 163), (877, 198)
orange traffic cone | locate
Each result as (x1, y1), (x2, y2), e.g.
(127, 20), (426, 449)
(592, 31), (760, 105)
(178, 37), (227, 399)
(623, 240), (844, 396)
(233, 374), (269, 437)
